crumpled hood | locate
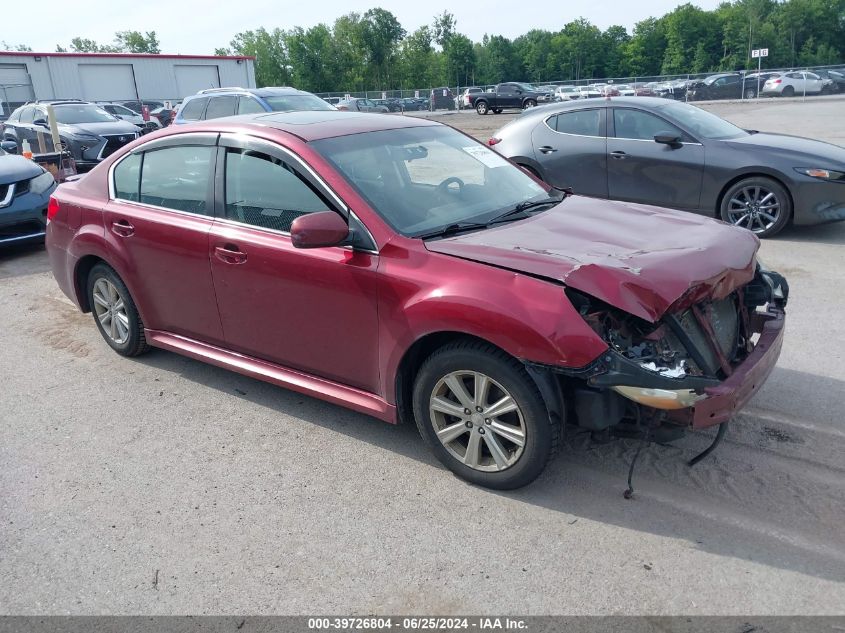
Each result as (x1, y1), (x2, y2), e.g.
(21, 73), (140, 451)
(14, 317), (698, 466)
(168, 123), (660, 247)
(0, 154), (43, 185)
(425, 196), (760, 322)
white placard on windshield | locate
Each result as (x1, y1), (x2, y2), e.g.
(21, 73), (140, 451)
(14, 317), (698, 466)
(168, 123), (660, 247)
(462, 145), (509, 168)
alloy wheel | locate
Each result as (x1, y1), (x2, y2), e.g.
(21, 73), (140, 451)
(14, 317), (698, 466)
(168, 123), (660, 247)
(726, 185), (781, 234)
(92, 278), (130, 345)
(429, 370), (526, 472)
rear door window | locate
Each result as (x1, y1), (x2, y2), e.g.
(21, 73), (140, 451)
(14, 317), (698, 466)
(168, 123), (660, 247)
(237, 96), (265, 114)
(139, 146), (214, 214)
(552, 109), (603, 136)
(205, 96), (237, 120)
(178, 97), (208, 121)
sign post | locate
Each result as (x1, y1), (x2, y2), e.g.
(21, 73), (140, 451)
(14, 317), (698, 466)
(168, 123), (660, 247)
(751, 48), (768, 99)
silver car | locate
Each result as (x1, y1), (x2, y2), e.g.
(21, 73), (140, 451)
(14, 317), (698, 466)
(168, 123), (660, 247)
(336, 98), (389, 113)
(762, 71), (824, 97)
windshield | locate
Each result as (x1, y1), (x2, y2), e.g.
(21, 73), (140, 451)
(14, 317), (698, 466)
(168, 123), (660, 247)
(312, 126), (550, 237)
(54, 105), (118, 124)
(657, 101), (747, 140)
(263, 95), (336, 112)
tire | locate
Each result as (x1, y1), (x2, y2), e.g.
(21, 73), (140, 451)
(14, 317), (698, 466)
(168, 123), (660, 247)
(744, 88), (756, 99)
(87, 263), (150, 357)
(719, 176), (792, 238)
(782, 85), (795, 97)
(476, 101), (489, 115)
(412, 340), (559, 489)
(523, 99), (537, 109)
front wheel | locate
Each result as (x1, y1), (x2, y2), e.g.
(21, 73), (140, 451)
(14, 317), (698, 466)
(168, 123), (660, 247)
(719, 177), (791, 238)
(476, 101), (489, 115)
(412, 341), (559, 489)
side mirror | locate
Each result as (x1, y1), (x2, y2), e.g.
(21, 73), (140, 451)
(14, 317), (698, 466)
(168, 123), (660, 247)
(33, 118), (49, 128)
(654, 133), (682, 148)
(0, 140), (17, 153)
(290, 210), (349, 249)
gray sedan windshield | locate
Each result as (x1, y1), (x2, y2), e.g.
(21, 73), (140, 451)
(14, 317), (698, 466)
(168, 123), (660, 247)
(312, 126), (549, 236)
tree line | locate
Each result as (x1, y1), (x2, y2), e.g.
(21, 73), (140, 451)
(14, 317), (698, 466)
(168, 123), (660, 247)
(214, 0), (844, 92)
(4, 0), (842, 92)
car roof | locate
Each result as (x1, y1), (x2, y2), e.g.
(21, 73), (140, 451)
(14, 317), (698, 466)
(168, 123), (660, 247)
(190, 87), (317, 99)
(172, 110), (439, 142)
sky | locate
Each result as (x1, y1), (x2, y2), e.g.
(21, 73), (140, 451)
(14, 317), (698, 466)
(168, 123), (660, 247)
(16, 0), (723, 55)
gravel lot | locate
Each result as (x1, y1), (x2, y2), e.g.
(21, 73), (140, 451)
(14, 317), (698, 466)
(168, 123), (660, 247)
(1, 98), (844, 615)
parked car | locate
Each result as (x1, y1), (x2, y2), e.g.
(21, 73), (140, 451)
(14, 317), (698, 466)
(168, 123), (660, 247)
(45, 110), (788, 489)
(97, 102), (160, 134)
(576, 85), (603, 99)
(374, 98), (405, 112)
(813, 69), (845, 93)
(430, 87), (456, 111)
(535, 85), (557, 102)
(0, 140), (57, 245)
(615, 84), (637, 96)
(336, 97), (389, 113)
(400, 98), (429, 111)
(743, 71), (777, 99)
(469, 83), (543, 114)
(653, 79), (689, 100)
(2, 101), (139, 168)
(459, 87), (484, 109)
(174, 87), (335, 124)
(323, 97), (342, 106)
(686, 73), (744, 101)
(762, 71), (825, 97)
(489, 97), (845, 237)
(554, 86), (580, 101)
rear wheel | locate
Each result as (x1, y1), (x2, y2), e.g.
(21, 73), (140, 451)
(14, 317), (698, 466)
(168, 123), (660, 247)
(476, 101), (489, 115)
(412, 340), (558, 489)
(782, 85), (795, 97)
(523, 99), (537, 109)
(744, 87), (757, 99)
(719, 176), (791, 238)
(87, 263), (150, 357)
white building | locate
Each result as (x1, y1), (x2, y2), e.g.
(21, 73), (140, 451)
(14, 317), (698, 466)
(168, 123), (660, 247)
(0, 51), (256, 115)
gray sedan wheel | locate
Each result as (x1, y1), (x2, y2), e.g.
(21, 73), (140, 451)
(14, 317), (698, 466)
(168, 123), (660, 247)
(720, 177), (791, 238)
(412, 340), (559, 489)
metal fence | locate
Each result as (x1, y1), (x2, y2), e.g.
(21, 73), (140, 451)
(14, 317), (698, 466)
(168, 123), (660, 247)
(315, 63), (845, 107)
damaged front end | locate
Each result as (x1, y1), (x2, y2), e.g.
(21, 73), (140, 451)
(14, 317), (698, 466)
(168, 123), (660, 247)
(551, 262), (788, 436)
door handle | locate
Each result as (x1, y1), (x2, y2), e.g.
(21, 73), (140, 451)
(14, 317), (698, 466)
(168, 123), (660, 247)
(538, 145), (558, 154)
(214, 244), (248, 265)
(111, 220), (135, 237)
(610, 151), (628, 160)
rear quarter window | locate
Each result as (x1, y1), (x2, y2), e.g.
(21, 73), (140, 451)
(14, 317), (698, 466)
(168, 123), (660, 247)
(178, 97), (208, 121)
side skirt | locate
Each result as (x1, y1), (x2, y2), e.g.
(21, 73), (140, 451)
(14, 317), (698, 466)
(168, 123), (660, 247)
(145, 329), (398, 424)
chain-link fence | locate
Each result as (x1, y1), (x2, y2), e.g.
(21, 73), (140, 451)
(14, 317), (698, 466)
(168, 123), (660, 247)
(315, 63), (845, 110)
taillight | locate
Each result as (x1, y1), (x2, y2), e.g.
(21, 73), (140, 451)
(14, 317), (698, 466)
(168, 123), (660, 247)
(488, 137), (501, 146)
(46, 196), (60, 222)
(772, 79), (782, 85)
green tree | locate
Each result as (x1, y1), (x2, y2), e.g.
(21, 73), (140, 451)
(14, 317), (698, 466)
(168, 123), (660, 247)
(359, 8), (405, 88)
(114, 30), (161, 54)
(399, 26), (435, 88)
(1, 41), (32, 51)
(623, 17), (667, 77)
(227, 28), (291, 87)
(443, 33), (475, 87)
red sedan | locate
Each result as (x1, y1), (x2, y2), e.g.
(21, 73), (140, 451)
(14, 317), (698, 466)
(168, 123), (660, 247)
(45, 111), (787, 489)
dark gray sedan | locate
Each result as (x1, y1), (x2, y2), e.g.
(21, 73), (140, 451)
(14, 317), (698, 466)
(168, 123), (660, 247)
(490, 97), (845, 237)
